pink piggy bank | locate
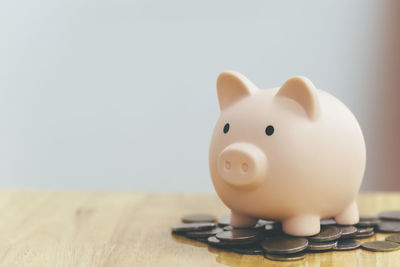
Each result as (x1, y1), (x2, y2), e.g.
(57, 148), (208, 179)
(209, 71), (366, 236)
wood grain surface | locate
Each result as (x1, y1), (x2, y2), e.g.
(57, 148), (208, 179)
(0, 191), (399, 267)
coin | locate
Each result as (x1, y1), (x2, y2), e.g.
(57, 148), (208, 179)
(360, 215), (379, 221)
(254, 219), (275, 229)
(377, 221), (400, 233)
(182, 214), (217, 223)
(261, 235), (309, 254)
(265, 252), (306, 261)
(308, 225), (341, 242)
(386, 234), (400, 244)
(378, 210), (400, 221)
(351, 231), (375, 239)
(207, 236), (231, 247)
(357, 221), (380, 227)
(334, 239), (360, 251)
(223, 225), (233, 231)
(320, 218), (336, 226)
(258, 219), (277, 225)
(230, 244), (264, 255)
(264, 223), (281, 232)
(361, 241), (400, 252)
(171, 222), (216, 233)
(308, 240), (337, 251)
(337, 226), (358, 237)
(218, 216), (231, 226)
(185, 227), (224, 238)
(216, 229), (261, 244)
(356, 227), (374, 234)
(222, 220), (278, 231)
(172, 212), (400, 257)
(357, 215), (381, 227)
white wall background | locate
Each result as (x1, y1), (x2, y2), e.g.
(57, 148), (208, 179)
(0, 0), (385, 191)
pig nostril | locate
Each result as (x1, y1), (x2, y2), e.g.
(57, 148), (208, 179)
(241, 163), (248, 173)
(225, 161), (231, 170)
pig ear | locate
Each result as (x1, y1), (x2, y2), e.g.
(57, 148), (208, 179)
(216, 71), (257, 111)
(276, 76), (320, 120)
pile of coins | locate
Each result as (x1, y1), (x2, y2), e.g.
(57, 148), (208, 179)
(171, 211), (400, 261)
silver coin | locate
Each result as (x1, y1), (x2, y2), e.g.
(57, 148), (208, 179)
(357, 217), (381, 227)
(357, 227), (374, 234)
(261, 235), (308, 254)
(171, 222), (216, 233)
(216, 229), (261, 244)
(185, 227), (224, 238)
(386, 234), (400, 244)
(320, 218), (336, 226)
(254, 219), (277, 229)
(359, 214), (381, 226)
(207, 236), (231, 247)
(378, 210), (400, 221)
(218, 216), (230, 226)
(258, 219), (278, 225)
(264, 223), (281, 232)
(377, 221), (400, 233)
(334, 239), (361, 251)
(360, 215), (379, 220)
(223, 225), (233, 231)
(265, 252), (306, 261)
(361, 241), (400, 252)
(308, 240), (337, 251)
(308, 225), (341, 242)
(351, 231), (375, 239)
(222, 220), (278, 231)
(337, 225), (358, 237)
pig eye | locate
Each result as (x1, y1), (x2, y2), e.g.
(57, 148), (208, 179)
(223, 123), (230, 134)
(265, 125), (274, 136)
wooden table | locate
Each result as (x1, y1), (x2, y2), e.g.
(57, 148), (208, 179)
(0, 192), (399, 266)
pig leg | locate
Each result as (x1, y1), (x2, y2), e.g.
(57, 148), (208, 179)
(230, 211), (258, 228)
(282, 214), (320, 236)
(335, 201), (359, 225)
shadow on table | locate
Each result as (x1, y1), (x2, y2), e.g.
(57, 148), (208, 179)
(171, 233), (308, 266)
(208, 246), (308, 267)
(171, 233), (382, 267)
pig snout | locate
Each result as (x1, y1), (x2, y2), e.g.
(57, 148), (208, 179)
(217, 143), (268, 188)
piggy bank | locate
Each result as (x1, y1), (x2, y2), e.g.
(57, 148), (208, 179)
(209, 71), (366, 236)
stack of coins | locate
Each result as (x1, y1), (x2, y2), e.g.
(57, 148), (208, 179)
(171, 211), (400, 261)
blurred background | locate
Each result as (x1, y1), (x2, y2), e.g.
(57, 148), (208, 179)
(0, 0), (398, 191)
